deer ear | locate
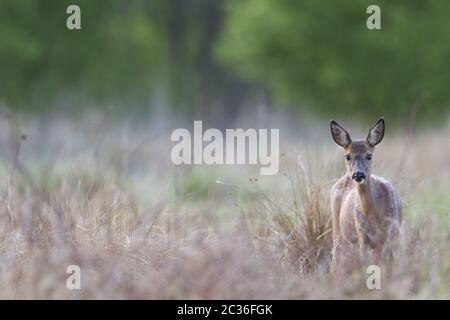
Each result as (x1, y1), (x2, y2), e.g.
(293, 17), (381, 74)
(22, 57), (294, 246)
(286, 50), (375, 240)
(367, 117), (385, 147)
(330, 120), (352, 148)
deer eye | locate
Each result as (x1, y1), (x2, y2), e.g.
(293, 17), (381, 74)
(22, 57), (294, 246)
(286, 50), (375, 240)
(345, 154), (351, 161)
(367, 154), (373, 160)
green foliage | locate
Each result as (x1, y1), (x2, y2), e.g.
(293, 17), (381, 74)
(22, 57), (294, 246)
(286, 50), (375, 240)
(216, 0), (450, 119)
(176, 170), (215, 201)
(0, 0), (165, 109)
(1, 0), (450, 120)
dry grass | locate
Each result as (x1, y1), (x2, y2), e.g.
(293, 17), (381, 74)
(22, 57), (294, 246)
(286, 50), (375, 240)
(0, 113), (448, 299)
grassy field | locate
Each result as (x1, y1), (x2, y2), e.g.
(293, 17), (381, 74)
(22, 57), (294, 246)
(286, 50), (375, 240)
(0, 113), (448, 299)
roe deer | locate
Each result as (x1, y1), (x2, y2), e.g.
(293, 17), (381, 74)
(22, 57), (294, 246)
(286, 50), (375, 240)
(329, 117), (402, 272)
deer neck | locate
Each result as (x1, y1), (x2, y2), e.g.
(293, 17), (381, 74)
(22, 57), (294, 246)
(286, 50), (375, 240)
(355, 176), (375, 218)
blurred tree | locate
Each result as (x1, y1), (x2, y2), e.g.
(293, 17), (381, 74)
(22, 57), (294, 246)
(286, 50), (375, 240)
(2, 0), (450, 122)
(0, 0), (165, 111)
(143, 0), (250, 118)
(0, 0), (248, 118)
(216, 0), (450, 121)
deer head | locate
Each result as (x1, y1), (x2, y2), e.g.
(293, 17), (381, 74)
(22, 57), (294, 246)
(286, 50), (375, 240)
(330, 118), (385, 184)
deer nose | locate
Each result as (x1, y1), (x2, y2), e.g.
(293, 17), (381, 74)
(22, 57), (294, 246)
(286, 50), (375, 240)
(352, 172), (366, 182)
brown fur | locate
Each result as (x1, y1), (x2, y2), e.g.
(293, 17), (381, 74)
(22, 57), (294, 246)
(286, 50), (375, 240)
(330, 119), (402, 272)
(348, 141), (368, 154)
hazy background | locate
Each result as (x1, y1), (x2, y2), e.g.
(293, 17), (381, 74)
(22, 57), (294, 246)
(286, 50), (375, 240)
(1, 0), (450, 124)
(0, 1), (449, 299)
